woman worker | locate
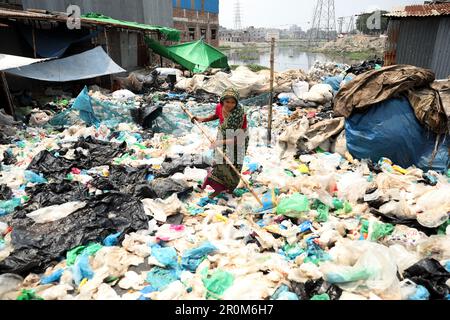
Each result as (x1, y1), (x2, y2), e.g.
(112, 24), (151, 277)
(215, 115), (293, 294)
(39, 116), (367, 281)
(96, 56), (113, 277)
(191, 88), (249, 199)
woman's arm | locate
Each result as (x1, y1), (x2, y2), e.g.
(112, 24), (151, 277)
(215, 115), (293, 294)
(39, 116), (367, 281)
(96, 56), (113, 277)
(192, 113), (219, 123)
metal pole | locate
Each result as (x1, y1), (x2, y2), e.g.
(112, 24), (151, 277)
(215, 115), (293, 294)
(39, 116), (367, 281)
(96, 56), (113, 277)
(268, 37), (275, 145)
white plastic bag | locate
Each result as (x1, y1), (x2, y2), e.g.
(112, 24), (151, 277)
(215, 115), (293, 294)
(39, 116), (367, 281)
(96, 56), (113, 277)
(321, 240), (401, 299)
(26, 202), (86, 224)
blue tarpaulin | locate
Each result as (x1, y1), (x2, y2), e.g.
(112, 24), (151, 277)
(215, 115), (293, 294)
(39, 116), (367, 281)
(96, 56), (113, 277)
(195, 0), (203, 11)
(345, 97), (449, 172)
(5, 46), (125, 82)
(72, 86), (100, 127)
(180, 0), (191, 9)
(204, 0), (219, 13)
(19, 25), (98, 58)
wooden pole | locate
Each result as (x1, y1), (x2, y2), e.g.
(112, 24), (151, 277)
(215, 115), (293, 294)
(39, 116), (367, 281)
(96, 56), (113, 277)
(267, 37), (275, 145)
(1, 72), (16, 119)
(31, 23), (37, 58)
(180, 104), (264, 207)
(104, 28), (113, 90)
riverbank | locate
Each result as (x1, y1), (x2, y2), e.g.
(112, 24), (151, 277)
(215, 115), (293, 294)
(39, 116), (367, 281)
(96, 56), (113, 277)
(220, 35), (386, 63)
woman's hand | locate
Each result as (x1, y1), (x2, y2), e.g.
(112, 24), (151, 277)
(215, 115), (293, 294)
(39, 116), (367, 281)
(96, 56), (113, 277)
(191, 116), (201, 124)
(209, 141), (218, 149)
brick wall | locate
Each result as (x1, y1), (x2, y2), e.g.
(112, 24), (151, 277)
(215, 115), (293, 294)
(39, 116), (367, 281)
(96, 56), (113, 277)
(173, 7), (219, 47)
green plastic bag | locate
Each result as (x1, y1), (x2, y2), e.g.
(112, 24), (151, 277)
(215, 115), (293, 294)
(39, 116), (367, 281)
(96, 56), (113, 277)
(233, 188), (249, 197)
(16, 289), (44, 300)
(276, 193), (310, 218)
(66, 243), (103, 266)
(438, 220), (450, 235)
(311, 293), (330, 300)
(361, 220), (394, 241)
(332, 198), (343, 210)
(312, 200), (329, 223)
(201, 268), (234, 300)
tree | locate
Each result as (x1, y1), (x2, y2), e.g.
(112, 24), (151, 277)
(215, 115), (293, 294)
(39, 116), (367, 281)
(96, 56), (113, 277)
(356, 11), (389, 35)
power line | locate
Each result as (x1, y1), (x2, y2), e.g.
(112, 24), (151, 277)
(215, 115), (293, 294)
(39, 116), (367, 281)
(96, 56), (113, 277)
(308, 0), (337, 43)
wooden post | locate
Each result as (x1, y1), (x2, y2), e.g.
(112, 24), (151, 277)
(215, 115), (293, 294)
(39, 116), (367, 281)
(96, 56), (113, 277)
(267, 37), (275, 145)
(31, 23), (37, 58)
(1, 72), (16, 119)
(104, 28), (113, 90)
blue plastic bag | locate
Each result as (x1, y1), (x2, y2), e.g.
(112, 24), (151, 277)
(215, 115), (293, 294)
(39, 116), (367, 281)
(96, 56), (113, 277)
(323, 75), (344, 93)
(181, 242), (217, 272)
(151, 244), (179, 268)
(138, 285), (157, 300)
(197, 197), (218, 207)
(345, 97), (449, 172)
(445, 261), (450, 273)
(408, 285), (430, 300)
(24, 170), (47, 184)
(0, 198), (21, 215)
(72, 253), (94, 286)
(299, 221), (313, 233)
(271, 285), (299, 300)
(40, 268), (64, 285)
(72, 86), (100, 127)
(146, 267), (179, 291)
(103, 232), (122, 247)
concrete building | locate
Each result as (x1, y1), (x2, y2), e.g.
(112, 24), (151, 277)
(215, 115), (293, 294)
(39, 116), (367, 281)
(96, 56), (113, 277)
(0, 1), (176, 70)
(219, 26), (267, 43)
(172, 0), (219, 47)
(6, 0), (174, 27)
(265, 30), (280, 41)
(385, 2), (450, 78)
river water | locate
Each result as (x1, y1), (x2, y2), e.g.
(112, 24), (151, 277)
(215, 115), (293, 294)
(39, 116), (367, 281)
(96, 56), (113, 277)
(226, 46), (357, 72)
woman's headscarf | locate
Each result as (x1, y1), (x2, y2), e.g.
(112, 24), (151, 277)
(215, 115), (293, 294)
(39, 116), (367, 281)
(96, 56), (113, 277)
(220, 87), (240, 104)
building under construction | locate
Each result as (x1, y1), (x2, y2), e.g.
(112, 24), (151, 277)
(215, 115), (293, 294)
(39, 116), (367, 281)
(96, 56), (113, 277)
(172, 0), (219, 47)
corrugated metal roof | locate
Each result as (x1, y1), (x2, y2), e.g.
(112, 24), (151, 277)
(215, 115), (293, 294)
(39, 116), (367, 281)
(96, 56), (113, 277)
(386, 3), (450, 17)
(0, 8), (165, 35)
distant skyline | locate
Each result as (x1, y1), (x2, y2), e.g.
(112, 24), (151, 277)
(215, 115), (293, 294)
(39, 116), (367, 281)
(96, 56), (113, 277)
(219, 0), (426, 30)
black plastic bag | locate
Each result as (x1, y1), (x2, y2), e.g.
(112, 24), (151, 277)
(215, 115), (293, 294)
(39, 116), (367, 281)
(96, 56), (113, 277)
(148, 178), (192, 200)
(403, 258), (450, 299)
(290, 279), (343, 300)
(17, 181), (90, 214)
(27, 150), (74, 181)
(2, 150), (16, 165)
(0, 184), (12, 201)
(133, 178), (193, 200)
(158, 154), (211, 178)
(131, 105), (163, 129)
(72, 136), (126, 169)
(0, 192), (149, 275)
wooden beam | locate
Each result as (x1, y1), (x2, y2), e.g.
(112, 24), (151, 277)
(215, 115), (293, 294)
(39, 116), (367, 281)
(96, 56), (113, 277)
(267, 37), (275, 145)
(1, 72), (16, 119)
(31, 22), (37, 58)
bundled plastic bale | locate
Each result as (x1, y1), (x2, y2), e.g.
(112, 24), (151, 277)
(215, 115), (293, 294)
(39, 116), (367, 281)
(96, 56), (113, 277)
(345, 97), (449, 172)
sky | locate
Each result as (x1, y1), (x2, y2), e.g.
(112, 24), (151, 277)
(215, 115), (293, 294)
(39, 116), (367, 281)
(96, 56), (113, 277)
(219, 0), (425, 30)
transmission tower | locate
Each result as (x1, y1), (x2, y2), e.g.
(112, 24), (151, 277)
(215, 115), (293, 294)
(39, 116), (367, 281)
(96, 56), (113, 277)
(337, 17), (344, 34)
(234, 0), (242, 30)
(308, 0), (337, 43)
(347, 15), (355, 33)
